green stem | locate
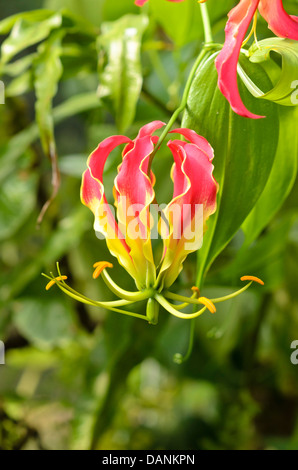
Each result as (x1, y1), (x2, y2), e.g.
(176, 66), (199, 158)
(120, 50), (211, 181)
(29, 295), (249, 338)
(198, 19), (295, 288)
(199, 2), (213, 44)
(173, 318), (196, 364)
(147, 46), (211, 174)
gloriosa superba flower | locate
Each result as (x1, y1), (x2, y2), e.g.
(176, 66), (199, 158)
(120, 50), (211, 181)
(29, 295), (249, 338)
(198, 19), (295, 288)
(44, 122), (264, 326)
(213, 0), (298, 118)
(136, 0), (298, 118)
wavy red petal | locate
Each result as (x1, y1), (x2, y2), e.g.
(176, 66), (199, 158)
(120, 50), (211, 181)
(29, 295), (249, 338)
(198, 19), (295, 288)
(215, 0), (264, 119)
(87, 135), (131, 183)
(259, 0), (298, 39)
(158, 134), (218, 288)
(137, 121), (165, 138)
(170, 128), (214, 161)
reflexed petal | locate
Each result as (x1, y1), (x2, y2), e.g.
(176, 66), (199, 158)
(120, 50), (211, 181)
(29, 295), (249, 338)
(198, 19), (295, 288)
(81, 123), (217, 290)
(137, 120), (166, 138)
(169, 128), (214, 160)
(87, 135), (131, 181)
(215, 0), (264, 119)
(158, 131), (218, 288)
(259, 0), (298, 39)
(121, 121), (164, 160)
(81, 136), (139, 283)
(115, 129), (163, 287)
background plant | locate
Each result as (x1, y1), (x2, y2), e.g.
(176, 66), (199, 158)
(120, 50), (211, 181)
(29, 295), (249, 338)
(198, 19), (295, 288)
(0, 0), (298, 450)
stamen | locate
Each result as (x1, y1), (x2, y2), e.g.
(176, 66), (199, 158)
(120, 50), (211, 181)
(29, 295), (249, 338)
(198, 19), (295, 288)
(101, 268), (153, 302)
(44, 272), (149, 321)
(173, 287), (201, 310)
(46, 276), (68, 291)
(155, 294), (208, 320)
(198, 297), (216, 314)
(93, 261), (113, 279)
(171, 287), (200, 310)
(210, 276), (264, 304)
(242, 11), (258, 47)
(240, 275), (264, 286)
(163, 290), (215, 311)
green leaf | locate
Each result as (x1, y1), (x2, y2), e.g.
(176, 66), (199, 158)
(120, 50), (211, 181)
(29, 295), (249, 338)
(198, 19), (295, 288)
(182, 53), (279, 286)
(0, 208), (90, 305)
(53, 91), (101, 121)
(247, 38), (298, 106)
(149, 0), (202, 47)
(97, 14), (148, 133)
(149, 0), (236, 47)
(33, 32), (64, 221)
(0, 92), (101, 183)
(45, 0), (105, 28)
(6, 70), (33, 97)
(1, 53), (37, 77)
(102, 0), (139, 22)
(0, 172), (37, 241)
(0, 13), (62, 65)
(242, 105), (298, 246)
(0, 9), (56, 35)
(212, 215), (295, 291)
(34, 31), (63, 155)
(13, 297), (75, 349)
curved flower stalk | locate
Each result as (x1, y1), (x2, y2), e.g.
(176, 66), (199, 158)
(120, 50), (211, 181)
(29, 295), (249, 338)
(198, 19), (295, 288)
(213, 0), (298, 118)
(44, 122), (264, 330)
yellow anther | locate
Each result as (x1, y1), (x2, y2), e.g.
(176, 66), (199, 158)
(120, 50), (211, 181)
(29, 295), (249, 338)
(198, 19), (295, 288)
(93, 261), (113, 279)
(199, 297), (216, 314)
(241, 275), (264, 286)
(46, 276), (68, 291)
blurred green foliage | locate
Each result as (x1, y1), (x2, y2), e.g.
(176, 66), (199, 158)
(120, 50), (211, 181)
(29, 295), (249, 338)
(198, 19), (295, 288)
(0, 0), (298, 450)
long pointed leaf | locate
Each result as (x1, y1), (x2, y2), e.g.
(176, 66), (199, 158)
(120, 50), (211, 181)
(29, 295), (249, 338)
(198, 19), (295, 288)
(182, 54), (279, 287)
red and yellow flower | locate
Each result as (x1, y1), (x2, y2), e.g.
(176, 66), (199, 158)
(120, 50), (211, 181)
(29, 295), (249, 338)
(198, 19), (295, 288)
(44, 122), (264, 327)
(214, 0), (298, 118)
(81, 122), (218, 290)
